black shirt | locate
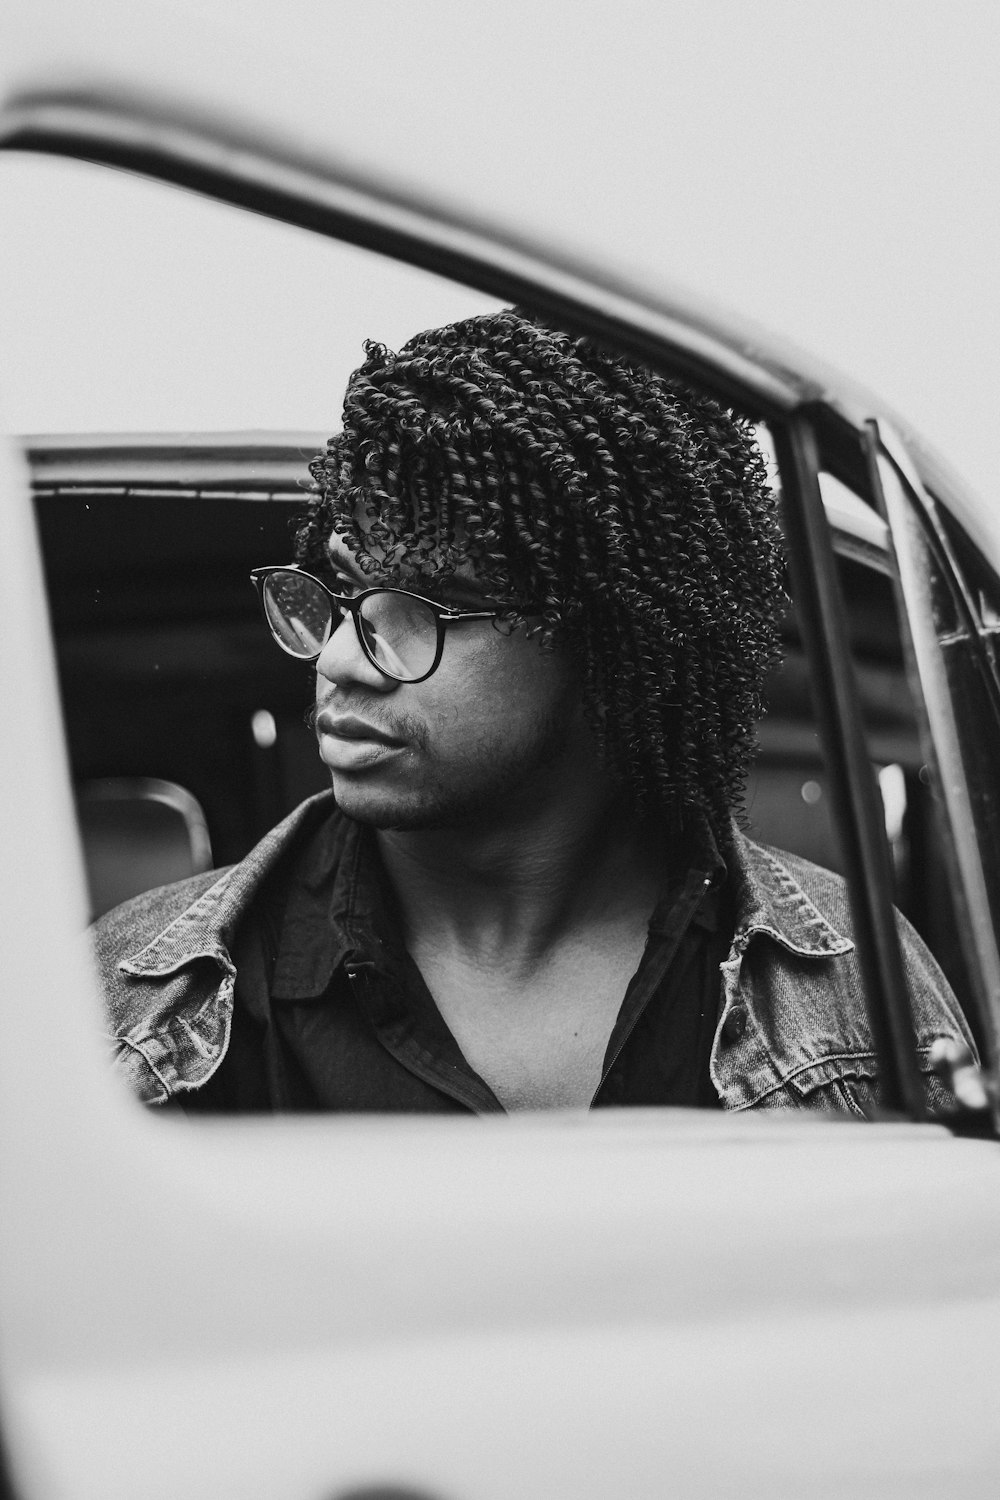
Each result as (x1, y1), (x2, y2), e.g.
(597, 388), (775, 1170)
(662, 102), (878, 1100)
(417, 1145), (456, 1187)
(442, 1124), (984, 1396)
(183, 810), (732, 1114)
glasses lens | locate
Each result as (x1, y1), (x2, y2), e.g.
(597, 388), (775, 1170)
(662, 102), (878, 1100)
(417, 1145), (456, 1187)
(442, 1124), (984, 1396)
(358, 590), (439, 680)
(261, 570), (336, 658)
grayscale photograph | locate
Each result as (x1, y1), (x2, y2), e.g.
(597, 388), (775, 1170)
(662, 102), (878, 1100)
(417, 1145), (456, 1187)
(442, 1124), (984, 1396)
(1, 3), (999, 1497)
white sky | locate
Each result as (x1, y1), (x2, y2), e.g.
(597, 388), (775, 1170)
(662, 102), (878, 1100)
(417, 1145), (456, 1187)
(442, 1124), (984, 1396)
(1, 1), (998, 501)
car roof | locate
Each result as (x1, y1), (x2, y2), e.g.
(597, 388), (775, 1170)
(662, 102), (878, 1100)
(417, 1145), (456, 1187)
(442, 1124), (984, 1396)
(3, 84), (996, 579)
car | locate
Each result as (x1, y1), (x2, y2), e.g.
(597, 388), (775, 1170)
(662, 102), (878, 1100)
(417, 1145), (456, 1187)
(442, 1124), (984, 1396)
(2, 70), (1000, 1500)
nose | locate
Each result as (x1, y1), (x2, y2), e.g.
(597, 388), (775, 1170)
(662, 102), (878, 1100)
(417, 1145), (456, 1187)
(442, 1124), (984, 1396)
(315, 609), (398, 694)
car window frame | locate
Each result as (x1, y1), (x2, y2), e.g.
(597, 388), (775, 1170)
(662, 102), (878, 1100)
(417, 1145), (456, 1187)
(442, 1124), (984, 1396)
(3, 87), (997, 1129)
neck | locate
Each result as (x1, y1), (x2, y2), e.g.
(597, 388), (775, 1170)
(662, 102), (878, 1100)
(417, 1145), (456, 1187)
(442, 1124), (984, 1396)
(375, 763), (666, 969)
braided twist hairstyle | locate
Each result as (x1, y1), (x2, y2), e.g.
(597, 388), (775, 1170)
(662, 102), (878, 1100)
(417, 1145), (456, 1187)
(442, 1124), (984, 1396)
(297, 309), (787, 840)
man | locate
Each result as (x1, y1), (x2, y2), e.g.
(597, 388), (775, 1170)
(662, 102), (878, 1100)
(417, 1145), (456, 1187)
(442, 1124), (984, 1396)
(93, 309), (974, 1115)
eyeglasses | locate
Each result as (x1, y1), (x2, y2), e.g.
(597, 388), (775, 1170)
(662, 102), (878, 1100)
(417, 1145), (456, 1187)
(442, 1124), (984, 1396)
(250, 564), (498, 683)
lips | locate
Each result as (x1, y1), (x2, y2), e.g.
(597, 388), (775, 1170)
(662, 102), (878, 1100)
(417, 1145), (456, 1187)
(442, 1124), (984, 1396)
(315, 709), (407, 771)
(316, 710), (405, 745)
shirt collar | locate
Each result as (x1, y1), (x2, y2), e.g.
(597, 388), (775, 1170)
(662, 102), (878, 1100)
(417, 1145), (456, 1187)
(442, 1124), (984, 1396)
(274, 804), (731, 1000)
(270, 813), (399, 1000)
(646, 811), (727, 938)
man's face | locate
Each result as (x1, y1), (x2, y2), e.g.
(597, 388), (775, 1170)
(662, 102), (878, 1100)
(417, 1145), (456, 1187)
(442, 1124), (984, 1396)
(313, 533), (592, 831)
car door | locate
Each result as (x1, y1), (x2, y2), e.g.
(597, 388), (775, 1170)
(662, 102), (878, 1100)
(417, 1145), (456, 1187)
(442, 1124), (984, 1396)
(3, 90), (1000, 1500)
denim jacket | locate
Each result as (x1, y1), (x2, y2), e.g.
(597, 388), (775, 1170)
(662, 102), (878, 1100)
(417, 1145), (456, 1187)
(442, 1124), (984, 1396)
(91, 791), (974, 1116)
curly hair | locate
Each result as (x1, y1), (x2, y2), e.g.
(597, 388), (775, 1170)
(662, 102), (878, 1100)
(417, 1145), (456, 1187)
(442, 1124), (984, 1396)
(297, 308), (786, 840)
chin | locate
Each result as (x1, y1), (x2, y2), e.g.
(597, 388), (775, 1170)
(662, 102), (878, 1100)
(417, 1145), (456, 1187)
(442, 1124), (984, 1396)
(330, 771), (500, 832)
(329, 773), (446, 831)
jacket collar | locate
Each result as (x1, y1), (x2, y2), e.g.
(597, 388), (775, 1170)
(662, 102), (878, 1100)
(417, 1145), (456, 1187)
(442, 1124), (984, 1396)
(725, 827), (853, 959)
(121, 797), (853, 978)
(120, 791), (339, 978)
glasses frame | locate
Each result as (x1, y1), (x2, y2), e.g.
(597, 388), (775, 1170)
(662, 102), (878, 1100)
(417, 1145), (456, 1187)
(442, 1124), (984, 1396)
(250, 563), (499, 683)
